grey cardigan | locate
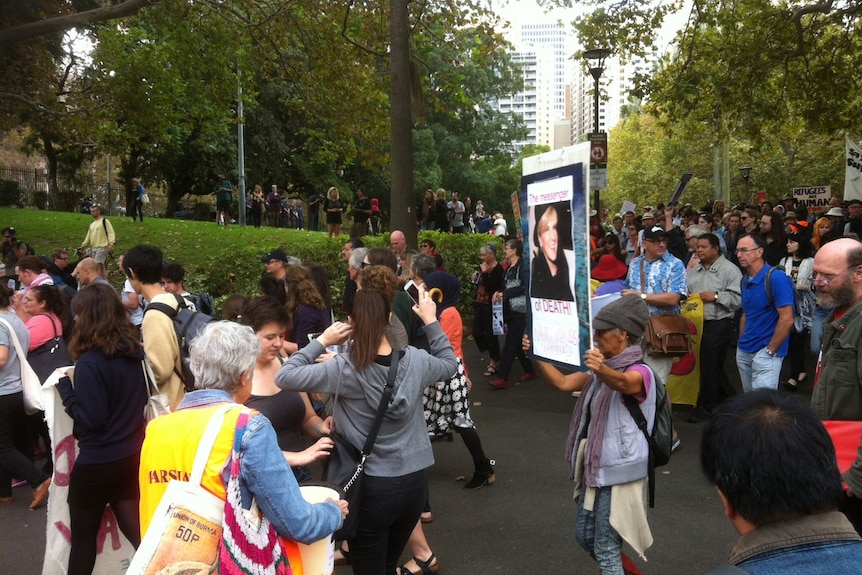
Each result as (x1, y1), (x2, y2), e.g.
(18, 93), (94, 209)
(276, 321), (457, 477)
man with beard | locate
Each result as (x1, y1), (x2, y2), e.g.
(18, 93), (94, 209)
(810, 238), (862, 533)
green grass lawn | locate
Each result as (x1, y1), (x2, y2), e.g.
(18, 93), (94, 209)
(3, 207), (376, 306)
(3, 207), (496, 324)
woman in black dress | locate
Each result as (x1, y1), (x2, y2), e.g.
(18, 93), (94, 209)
(324, 186), (344, 238)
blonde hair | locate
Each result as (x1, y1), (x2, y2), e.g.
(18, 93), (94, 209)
(328, 187), (339, 200)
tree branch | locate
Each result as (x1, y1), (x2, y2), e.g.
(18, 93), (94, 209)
(0, 92), (60, 115)
(0, 0), (158, 48)
(790, 0), (834, 56)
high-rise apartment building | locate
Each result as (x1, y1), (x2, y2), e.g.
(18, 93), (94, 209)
(570, 52), (657, 142)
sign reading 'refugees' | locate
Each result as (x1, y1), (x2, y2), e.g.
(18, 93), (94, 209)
(793, 185), (831, 214)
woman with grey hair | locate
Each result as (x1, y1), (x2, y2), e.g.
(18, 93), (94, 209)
(473, 242), (504, 376)
(138, 321), (346, 570)
(524, 294), (656, 574)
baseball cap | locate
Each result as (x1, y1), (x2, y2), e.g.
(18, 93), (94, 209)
(642, 225), (668, 241)
(260, 249), (289, 263)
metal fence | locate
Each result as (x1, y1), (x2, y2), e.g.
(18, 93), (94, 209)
(0, 166), (129, 216)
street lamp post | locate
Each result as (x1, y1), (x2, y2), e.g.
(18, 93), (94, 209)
(583, 48), (611, 135)
(584, 48), (611, 213)
(740, 166), (752, 204)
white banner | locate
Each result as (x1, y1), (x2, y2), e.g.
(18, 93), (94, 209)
(42, 370), (136, 575)
(846, 134), (862, 202)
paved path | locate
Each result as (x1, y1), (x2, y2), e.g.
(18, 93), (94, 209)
(2, 337), (815, 574)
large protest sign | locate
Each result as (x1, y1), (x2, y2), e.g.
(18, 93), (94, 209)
(847, 135), (862, 201)
(42, 371), (136, 575)
(793, 185), (830, 215)
(523, 148), (590, 370)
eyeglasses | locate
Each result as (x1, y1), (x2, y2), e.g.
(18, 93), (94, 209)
(735, 247), (763, 254)
(421, 244), (430, 248)
(58, 256), (69, 261)
(644, 238), (668, 244)
(811, 266), (859, 287)
(740, 216), (750, 221)
(361, 261), (370, 268)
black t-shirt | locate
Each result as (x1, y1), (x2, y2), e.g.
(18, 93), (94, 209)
(353, 197), (371, 223)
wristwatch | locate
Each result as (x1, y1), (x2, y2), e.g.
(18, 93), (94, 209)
(640, 293), (647, 301)
(764, 348), (775, 357)
(714, 291), (719, 302)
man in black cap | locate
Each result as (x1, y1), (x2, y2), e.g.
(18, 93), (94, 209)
(260, 249), (294, 283)
(623, 224), (687, 449)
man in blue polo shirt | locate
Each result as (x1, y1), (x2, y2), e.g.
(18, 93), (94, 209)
(735, 232), (795, 391)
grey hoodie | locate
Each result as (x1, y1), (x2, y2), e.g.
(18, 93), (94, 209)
(276, 321), (457, 477)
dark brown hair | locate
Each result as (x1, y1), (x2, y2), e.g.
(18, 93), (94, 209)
(282, 265), (325, 318)
(240, 297), (290, 333)
(366, 248), (397, 272)
(27, 285), (67, 322)
(349, 289), (390, 371)
(69, 283), (142, 360)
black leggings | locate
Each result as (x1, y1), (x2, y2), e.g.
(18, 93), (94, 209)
(67, 453), (142, 575)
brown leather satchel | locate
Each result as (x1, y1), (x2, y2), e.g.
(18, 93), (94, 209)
(644, 313), (694, 356)
(640, 259), (694, 356)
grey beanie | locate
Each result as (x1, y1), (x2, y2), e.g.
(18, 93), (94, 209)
(593, 294), (650, 338)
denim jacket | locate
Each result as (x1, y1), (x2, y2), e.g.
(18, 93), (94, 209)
(722, 512), (862, 575)
(175, 390), (341, 543)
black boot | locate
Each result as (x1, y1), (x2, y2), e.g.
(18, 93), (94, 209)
(464, 458), (495, 490)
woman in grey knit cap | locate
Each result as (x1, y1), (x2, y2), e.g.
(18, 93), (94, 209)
(524, 294), (656, 575)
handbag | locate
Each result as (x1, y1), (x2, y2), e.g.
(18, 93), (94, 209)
(27, 314), (71, 384)
(322, 349), (401, 540)
(0, 317), (44, 414)
(127, 404), (235, 575)
(141, 192), (150, 204)
(142, 359), (170, 421)
(640, 260), (694, 357)
(218, 410), (293, 575)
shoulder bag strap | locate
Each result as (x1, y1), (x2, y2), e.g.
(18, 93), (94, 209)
(36, 313), (59, 340)
(360, 349), (402, 456)
(639, 258), (646, 293)
(142, 359), (160, 397)
(189, 404), (237, 486)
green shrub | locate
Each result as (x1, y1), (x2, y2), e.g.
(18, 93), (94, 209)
(182, 231), (501, 332)
(0, 180), (22, 207)
(32, 190), (48, 210)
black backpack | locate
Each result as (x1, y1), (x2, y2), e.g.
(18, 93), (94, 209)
(144, 294), (213, 392)
(622, 365), (673, 508)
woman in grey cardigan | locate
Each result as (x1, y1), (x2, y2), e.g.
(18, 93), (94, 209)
(277, 286), (457, 575)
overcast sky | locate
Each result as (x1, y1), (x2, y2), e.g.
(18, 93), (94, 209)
(488, 0), (691, 55)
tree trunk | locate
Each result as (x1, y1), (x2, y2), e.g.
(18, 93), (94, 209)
(41, 134), (68, 211)
(389, 0), (415, 247)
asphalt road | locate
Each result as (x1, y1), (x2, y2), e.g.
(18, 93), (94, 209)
(1, 339), (814, 575)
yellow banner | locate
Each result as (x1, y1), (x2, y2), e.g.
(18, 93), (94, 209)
(666, 295), (704, 406)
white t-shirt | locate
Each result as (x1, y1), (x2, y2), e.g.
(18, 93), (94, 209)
(123, 279), (144, 327)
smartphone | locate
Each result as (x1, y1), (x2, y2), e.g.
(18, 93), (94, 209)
(404, 280), (420, 306)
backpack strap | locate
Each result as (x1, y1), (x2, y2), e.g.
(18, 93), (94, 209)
(621, 364), (657, 507)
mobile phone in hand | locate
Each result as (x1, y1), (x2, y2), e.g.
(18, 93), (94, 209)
(404, 280), (420, 306)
